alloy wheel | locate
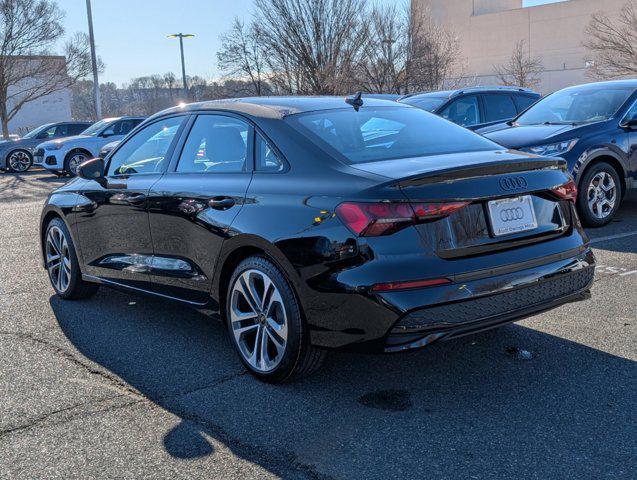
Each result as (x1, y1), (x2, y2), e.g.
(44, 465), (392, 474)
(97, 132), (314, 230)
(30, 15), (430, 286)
(230, 269), (288, 373)
(46, 226), (72, 293)
(8, 151), (31, 172)
(587, 171), (617, 220)
(68, 153), (87, 175)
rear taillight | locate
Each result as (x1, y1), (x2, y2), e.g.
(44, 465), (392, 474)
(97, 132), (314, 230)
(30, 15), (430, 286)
(371, 277), (452, 292)
(552, 179), (578, 202)
(335, 201), (469, 237)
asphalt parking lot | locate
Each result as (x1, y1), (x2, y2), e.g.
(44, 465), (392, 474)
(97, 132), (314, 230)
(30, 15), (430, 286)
(0, 170), (635, 479)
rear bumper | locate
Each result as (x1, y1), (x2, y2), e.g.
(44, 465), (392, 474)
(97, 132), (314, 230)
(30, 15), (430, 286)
(384, 258), (594, 352)
(310, 247), (595, 353)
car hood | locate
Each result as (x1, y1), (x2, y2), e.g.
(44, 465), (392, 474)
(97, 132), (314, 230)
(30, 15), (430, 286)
(349, 149), (559, 180)
(38, 134), (94, 148)
(480, 123), (583, 149)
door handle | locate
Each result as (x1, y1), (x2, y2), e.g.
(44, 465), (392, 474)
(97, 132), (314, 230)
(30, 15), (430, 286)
(125, 193), (147, 205)
(208, 197), (236, 210)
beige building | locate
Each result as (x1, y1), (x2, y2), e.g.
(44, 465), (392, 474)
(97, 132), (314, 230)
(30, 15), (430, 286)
(413, 0), (629, 94)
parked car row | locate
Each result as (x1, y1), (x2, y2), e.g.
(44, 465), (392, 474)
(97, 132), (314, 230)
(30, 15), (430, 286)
(8, 79), (637, 226)
(0, 117), (145, 175)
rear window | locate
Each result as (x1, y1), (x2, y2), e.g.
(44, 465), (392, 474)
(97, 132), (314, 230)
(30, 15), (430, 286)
(286, 107), (499, 164)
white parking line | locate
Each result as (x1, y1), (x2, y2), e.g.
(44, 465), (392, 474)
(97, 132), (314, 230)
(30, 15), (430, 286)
(589, 230), (637, 244)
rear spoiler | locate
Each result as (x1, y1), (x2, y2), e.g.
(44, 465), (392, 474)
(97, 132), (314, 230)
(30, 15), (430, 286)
(396, 157), (567, 187)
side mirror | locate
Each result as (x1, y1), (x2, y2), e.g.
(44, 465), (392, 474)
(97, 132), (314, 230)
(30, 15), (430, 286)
(621, 118), (637, 129)
(78, 157), (106, 186)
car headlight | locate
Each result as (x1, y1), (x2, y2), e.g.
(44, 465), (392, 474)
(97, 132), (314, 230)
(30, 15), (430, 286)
(519, 139), (578, 156)
(45, 143), (64, 151)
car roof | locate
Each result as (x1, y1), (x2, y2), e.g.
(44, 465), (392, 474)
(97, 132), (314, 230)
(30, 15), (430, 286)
(400, 86), (540, 102)
(149, 96), (410, 122)
(558, 79), (637, 90)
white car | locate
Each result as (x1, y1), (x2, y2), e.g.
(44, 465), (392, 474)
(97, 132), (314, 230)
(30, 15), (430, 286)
(34, 116), (145, 176)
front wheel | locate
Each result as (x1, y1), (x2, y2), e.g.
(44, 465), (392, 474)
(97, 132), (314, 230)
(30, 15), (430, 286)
(226, 256), (325, 383)
(576, 162), (622, 227)
(45, 218), (99, 299)
(7, 150), (32, 173)
(64, 151), (89, 177)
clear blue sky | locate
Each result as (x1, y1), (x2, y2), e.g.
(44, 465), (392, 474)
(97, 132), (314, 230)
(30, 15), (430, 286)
(54, 0), (564, 87)
(55, 0), (255, 86)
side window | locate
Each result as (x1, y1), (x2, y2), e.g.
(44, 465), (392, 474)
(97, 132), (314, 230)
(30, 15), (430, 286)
(483, 94), (517, 122)
(121, 119), (142, 135)
(513, 95), (538, 113)
(107, 116), (184, 176)
(625, 100), (637, 122)
(440, 96), (480, 127)
(255, 133), (284, 172)
(101, 121), (119, 137)
(177, 115), (249, 173)
(38, 126), (57, 139)
(54, 124), (69, 137)
(69, 124), (88, 135)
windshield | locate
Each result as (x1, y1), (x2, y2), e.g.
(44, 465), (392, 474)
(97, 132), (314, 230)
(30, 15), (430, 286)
(286, 106), (500, 164)
(81, 119), (112, 136)
(402, 96), (447, 112)
(22, 124), (53, 139)
(516, 86), (634, 125)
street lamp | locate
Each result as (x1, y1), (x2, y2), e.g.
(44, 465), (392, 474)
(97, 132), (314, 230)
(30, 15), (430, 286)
(167, 33), (195, 100)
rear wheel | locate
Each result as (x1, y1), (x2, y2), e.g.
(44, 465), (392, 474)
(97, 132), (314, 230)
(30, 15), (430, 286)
(577, 162), (622, 227)
(226, 256), (325, 383)
(45, 218), (99, 299)
(7, 150), (32, 173)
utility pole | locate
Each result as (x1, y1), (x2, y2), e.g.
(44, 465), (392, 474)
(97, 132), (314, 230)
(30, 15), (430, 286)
(167, 33), (195, 100)
(85, 0), (102, 119)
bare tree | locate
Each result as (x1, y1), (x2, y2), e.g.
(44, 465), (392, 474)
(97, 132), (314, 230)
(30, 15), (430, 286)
(217, 19), (267, 96)
(584, 1), (637, 79)
(406, 7), (464, 92)
(356, 4), (408, 94)
(254, 0), (369, 95)
(0, 0), (93, 138)
(493, 39), (543, 89)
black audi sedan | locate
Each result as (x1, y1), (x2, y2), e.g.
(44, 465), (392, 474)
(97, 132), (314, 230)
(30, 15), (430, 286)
(40, 96), (595, 383)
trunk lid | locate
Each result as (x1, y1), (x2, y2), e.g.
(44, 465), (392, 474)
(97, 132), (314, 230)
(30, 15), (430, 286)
(356, 150), (574, 258)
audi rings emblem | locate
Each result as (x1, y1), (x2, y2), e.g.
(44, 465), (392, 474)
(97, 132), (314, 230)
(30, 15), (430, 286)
(500, 207), (524, 222)
(499, 176), (528, 191)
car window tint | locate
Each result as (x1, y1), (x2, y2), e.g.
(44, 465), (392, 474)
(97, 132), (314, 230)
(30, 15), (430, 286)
(288, 106), (500, 164)
(119, 120), (137, 135)
(107, 116), (184, 176)
(177, 115), (248, 173)
(513, 95), (537, 112)
(55, 124), (69, 137)
(625, 100), (637, 121)
(255, 132), (284, 172)
(440, 96), (480, 126)
(483, 94), (517, 122)
(41, 126), (57, 138)
(69, 124), (88, 135)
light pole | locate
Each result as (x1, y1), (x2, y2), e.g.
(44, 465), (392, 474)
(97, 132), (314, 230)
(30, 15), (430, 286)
(167, 33), (195, 100)
(85, 0), (101, 119)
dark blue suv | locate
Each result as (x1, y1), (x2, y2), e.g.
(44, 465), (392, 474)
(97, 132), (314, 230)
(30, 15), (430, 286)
(479, 80), (637, 226)
(399, 86), (540, 131)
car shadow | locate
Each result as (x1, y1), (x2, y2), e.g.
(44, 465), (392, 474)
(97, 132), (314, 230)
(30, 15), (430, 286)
(0, 169), (67, 202)
(50, 288), (635, 478)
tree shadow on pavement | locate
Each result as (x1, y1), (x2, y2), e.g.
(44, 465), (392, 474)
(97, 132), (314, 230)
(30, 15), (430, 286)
(51, 288), (636, 479)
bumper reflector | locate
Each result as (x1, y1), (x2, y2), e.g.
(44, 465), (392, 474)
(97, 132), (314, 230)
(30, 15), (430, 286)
(371, 277), (452, 292)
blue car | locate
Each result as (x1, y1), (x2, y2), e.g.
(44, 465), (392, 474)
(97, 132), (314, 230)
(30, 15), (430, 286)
(480, 80), (637, 226)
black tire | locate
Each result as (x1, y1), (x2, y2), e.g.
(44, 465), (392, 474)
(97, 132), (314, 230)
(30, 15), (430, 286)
(576, 162), (622, 227)
(6, 149), (33, 173)
(45, 218), (99, 300)
(63, 150), (90, 177)
(225, 255), (325, 383)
